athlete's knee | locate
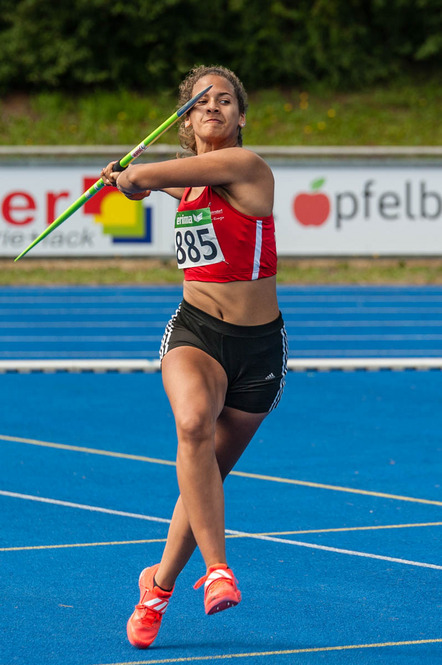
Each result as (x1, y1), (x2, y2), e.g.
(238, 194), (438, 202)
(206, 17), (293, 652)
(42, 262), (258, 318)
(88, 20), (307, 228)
(175, 407), (215, 448)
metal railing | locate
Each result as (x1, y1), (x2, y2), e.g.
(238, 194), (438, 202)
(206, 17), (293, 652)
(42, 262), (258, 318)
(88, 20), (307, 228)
(1, 145), (441, 159)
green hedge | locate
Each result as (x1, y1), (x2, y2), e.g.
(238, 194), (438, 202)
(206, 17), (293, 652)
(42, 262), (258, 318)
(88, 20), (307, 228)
(0, 0), (441, 92)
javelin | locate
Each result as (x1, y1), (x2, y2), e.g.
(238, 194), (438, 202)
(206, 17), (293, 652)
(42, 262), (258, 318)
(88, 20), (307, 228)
(14, 84), (212, 261)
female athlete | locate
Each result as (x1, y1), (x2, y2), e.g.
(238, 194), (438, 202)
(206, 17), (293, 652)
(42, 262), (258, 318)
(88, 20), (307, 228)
(101, 65), (287, 649)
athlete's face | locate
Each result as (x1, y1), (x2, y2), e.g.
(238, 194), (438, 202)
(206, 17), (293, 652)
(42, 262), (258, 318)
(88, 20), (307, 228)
(185, 75), (246, 151)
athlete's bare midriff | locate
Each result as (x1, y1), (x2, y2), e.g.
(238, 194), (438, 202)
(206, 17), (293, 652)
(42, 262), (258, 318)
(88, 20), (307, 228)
(183, 276), (279, 326)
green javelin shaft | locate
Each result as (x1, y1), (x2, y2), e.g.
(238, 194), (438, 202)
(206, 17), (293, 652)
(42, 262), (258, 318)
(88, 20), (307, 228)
(14, 84), (212, 262)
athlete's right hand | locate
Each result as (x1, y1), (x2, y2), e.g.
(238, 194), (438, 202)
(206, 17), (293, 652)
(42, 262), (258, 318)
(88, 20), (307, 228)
(101, 161), (120, 187)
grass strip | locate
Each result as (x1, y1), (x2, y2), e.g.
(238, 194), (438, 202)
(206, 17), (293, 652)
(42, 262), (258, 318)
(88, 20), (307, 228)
(1, 75), (440, 147)
(4, 258), (442, 286)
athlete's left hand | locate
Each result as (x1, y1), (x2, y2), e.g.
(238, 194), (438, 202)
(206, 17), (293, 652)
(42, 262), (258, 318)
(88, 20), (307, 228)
(122, 190), (152, 200)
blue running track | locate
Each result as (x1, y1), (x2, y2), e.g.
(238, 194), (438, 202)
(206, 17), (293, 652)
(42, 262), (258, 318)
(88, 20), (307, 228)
(1, 285), (442, 360)
(0, 284), (441, 665)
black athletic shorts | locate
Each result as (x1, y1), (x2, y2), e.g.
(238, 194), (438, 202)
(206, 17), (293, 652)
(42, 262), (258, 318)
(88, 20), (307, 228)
(159, 299), (288, 413)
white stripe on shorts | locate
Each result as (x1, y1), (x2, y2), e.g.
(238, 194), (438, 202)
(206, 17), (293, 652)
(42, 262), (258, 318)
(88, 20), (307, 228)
(269, 324), (288, 412)
(159, 304), (181, 360)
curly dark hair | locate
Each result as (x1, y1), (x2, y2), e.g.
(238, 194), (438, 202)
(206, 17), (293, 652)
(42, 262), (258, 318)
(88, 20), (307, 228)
(178, 65), (248, 154)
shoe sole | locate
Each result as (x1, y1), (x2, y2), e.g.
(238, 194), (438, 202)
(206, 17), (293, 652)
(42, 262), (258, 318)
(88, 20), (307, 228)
(206, 598), (240, 615)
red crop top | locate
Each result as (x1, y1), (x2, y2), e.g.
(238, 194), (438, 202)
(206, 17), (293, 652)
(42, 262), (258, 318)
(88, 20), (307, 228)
(174, 186), (277, 283)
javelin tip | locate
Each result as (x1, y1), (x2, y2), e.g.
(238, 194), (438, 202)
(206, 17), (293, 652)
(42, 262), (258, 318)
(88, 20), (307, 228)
(177, 84), (213, 117)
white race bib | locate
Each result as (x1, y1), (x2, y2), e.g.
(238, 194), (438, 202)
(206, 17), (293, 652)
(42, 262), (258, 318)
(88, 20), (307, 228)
(174, 207), (225, 269)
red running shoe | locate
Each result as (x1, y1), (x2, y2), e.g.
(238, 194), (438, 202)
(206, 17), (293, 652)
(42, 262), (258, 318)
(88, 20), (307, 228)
(194, 563), (241, 615)
(126, 564), (173, 648)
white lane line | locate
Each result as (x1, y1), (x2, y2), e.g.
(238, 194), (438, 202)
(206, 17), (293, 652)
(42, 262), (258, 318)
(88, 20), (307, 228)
(0, 538), (168, 552)
(3, 320), (442, 329)
(0, 308), (172, 316)
(1, 318), (435, 325)
(3, 522), (442, 553)
(285, 349), (442, 356)
(0, 296), (181, 304)
(289, 334), (442, 341)
(0, 351), (157, 358)
(2, 334), (442, 343)
(0, 321), (167, 329)
(87, 638), (442, 663)
(2, 433), (441, 507)
(1, 490), (441, 571)
(3, 307), (442, 317)
(0, 335), (158, 342)
(0, 491), (171, 524)
(282, 308), (442, 314)
(227, 528), (442, 571)
(278, 295), (442, 302)
(287, 320), (442, 328)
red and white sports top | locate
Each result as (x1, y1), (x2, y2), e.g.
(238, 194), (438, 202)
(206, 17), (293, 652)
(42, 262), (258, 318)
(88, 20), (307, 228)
(174, 186), (277, 283)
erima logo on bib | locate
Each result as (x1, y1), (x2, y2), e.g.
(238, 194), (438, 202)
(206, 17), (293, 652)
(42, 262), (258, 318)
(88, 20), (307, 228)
(174, 207), (225, 269)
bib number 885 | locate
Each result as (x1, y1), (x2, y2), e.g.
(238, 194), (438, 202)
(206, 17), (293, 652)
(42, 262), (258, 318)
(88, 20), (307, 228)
(176, 228), (218, 266)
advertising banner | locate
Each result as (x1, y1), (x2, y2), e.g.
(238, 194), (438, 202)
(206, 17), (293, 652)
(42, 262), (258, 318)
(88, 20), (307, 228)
(1, 163), (441, 257)
(0, 166), (177, 258)
(275, 165), (442, 256)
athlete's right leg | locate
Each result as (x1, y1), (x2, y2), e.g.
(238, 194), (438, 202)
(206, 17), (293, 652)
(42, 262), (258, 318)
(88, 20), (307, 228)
(155, 405), (267, 591)
(161, 345), (229, 571)
(127, 344), (226, 649)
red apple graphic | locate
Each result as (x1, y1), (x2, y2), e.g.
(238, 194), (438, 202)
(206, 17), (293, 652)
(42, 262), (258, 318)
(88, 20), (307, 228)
(293, 178), (330, 226)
